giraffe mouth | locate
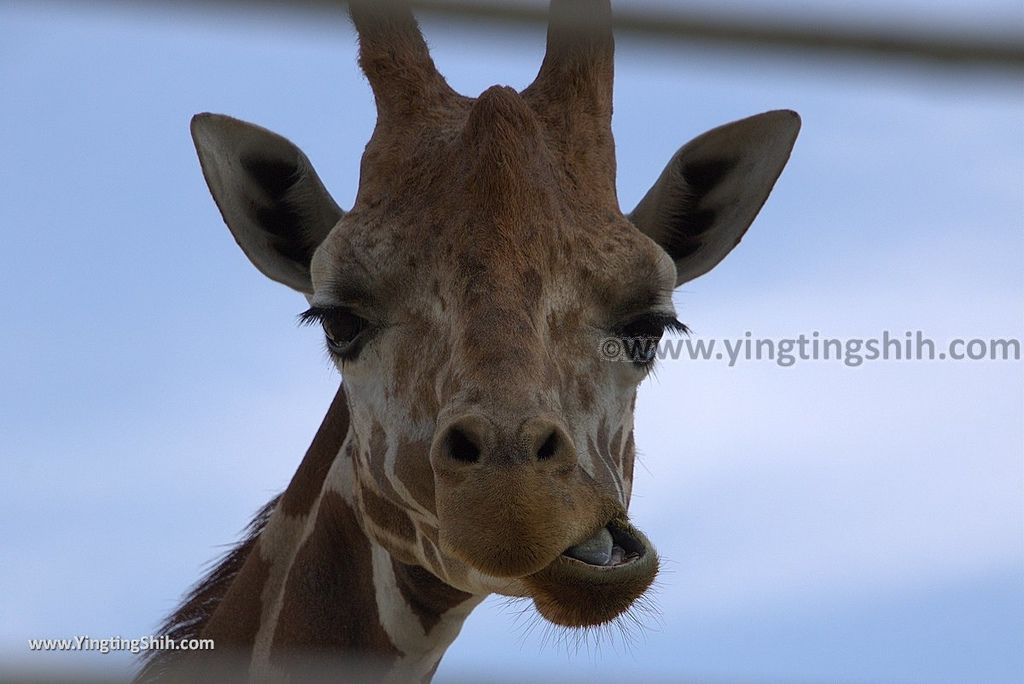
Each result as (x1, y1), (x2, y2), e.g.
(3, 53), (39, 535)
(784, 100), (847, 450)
(523, 517), (659, 628)
(561, 519), (646, 567)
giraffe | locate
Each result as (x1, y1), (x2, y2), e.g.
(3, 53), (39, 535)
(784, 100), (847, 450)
(139, 0), (799, 680)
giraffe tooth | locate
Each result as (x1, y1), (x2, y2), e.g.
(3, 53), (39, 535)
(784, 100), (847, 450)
(564, 527), (614, 566)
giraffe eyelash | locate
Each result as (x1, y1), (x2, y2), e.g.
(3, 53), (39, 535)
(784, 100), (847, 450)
(615, 314), (689, 371)
(297, 306), (334, 327)
(616, 313), (690, 337)
(662, 316), (690, 336)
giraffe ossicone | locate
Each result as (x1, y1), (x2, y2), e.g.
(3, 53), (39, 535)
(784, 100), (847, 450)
(140, 0), (799, 680)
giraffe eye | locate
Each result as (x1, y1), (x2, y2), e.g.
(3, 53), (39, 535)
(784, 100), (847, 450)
(323, 311), (368, 356)
(299, 306), (372, 360)
(616, 314), (688, 367)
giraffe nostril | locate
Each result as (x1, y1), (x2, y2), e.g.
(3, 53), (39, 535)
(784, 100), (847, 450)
(445, 427), (482, 464)
(536, 430), (559, 461)
(434, 415), (575, 468)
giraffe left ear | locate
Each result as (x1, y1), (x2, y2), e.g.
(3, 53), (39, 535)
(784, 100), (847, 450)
(628, 110), (800, 286)
(190, 113), (344, 295)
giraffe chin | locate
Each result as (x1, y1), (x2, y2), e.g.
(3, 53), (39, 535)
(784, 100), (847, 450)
(524, 518), (659, 628)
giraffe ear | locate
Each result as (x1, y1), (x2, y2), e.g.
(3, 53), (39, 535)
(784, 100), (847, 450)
(628, 110), (800, 287)
(190, 113), (344, 295)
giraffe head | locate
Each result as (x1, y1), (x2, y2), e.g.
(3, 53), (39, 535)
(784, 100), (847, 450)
(189, 1), (798, 628)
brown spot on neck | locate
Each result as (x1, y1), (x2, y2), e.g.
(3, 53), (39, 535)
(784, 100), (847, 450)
(391, 559), (472, 634)
(279, 384), (350, 517)
(199, 551), (272, 650)
(360, 481), (418, 545)
(393, 439), (437, 516)
(270, 490), (400, 665)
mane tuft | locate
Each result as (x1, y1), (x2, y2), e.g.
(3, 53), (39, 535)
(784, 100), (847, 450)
(135, 494), (281, 681)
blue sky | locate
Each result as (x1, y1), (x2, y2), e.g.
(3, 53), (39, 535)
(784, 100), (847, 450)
(1, 2), (1022, 682)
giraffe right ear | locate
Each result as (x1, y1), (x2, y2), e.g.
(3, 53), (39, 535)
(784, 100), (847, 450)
(629, 110), (800, 287)
(190, 113), (344, 295)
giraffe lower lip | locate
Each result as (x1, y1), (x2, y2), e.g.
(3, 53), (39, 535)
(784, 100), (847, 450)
(526, 518), (659, 627)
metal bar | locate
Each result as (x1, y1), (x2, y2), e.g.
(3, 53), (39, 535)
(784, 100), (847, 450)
(419, 1), (1024, 69)
(42, 0), (1024, 70)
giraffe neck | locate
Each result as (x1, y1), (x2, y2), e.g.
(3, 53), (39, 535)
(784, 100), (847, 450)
(199, 386), (483, 682)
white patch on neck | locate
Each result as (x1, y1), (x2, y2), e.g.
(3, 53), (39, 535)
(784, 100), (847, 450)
(369, 544), (484, 683)
(324, 434), (359, 503)
(249, 507), (314, 676)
